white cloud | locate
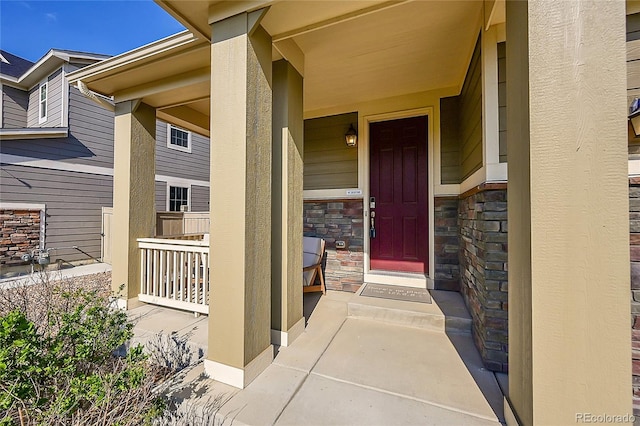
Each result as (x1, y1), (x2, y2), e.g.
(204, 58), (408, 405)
(45, 12), (57, 22)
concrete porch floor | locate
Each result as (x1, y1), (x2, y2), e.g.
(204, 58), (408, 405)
(129, 289), (506, 425)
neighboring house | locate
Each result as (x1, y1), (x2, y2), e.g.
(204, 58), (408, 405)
(0, 49), (210, 270)
(67, 0), (632, 423)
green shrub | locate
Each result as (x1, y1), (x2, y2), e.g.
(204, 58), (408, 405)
(0, 274), (166, 425)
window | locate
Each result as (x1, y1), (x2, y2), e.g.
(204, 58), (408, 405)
(167, 124), (191, 153)
(38, 81), (47, 123)
(169, 186), (189, 212)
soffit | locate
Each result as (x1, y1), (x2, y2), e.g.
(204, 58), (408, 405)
(154, 0), (381, 40)
(85, 44), (210, 100)
(155, 0), (212, 39)
(75, 1), (480, 130)
(143, 81), (210, 109)
(261, 1), (383, 37)
(289, 0), (482, 111)
(157, 0), (481, 112)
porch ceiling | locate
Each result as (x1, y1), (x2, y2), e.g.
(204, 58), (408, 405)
(68, 1), (481, 133)
(287, 1), (482, 112)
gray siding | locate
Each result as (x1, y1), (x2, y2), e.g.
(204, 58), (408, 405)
(155, 181), (166, 212)
(155, 122), (210, 182)
(498, 41), (507, 163)
(304, 112), (358, 190)
(67, 87), (114, 167)
(65, 63), (86, 74)
(27, 68), (63, 128)
(0, 86), (115, 168)
(191, 185), (209, 212)
(0, 164), (113, 263)
(440, 96), (461, 184)
(629, 13), (640, 42)
(438, 34), (483, 184)
(459, 34), (483, 180)
(2, 85), (28, 128)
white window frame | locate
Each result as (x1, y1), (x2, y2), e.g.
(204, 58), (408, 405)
(166, 123), (191, 153)
(166, 183), (191, 212)
(38, 80), (48, 124)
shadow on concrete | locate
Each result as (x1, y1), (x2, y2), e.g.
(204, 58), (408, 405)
(445, 331), (506, 423)
(303, 292), (322, 324)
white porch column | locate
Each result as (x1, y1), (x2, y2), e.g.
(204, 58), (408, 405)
(506, 1), (631, 425)
(111, 100), (156, 307)
(271, 59), (304, 347)
(206, 10), (273, 389)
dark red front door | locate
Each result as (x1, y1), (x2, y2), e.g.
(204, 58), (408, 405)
(370, 116), (428, 273)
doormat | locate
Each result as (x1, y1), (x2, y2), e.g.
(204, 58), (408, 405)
(360, 283), (431, 304)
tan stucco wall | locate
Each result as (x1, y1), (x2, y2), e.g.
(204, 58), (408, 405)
(111, 101), (156, 301)
(272, 59), (304, 333)
(507, 1), (631, 424)
(208, 13), (273, 370)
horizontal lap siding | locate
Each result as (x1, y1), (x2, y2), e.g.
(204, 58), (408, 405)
(1, 87), (115, 169)
(629, 13), (640, 42)
(498, 42), (507, 163)
(191, 185), (209, 212)
(459, 35), (483, 180)
(155, 122), (209, 182)
(155, 181), (166, 212)
(440, 96), (461, 184)
(0, 164), (113, 263)
(27, 68), (63, 127)
(304, 112), (358, 190)
(67, 87), (114, 167)
(46, 69), (63, 126)
(2, 86), (28, 128)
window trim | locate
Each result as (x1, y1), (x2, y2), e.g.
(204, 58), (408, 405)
(166, 123), (192, 153)
(38, 80), (48, 124)
(166, 183), (191, 212)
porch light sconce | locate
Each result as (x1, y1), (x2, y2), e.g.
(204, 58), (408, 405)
(345, 124), (358, 147)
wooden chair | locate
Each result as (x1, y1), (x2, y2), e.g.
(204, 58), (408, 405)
(303, 236), (326, 294)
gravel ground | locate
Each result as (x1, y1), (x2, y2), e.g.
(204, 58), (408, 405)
(0, 271), (113, 327)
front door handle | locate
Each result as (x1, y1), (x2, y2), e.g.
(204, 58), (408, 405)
(370, 211), (376, 238)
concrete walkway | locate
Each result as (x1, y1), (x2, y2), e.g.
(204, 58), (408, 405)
(130, 290), (505, 426)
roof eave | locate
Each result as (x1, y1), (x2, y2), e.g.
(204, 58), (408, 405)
(8, 50), (110, 89)
(67, 30), (201, 91)
(0, 127), (69, 140)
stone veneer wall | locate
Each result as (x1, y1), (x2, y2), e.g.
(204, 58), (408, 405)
(629, 178), (640, 415)
(434, 197), (460, 291)
(458, 184), (509, 373)
(0, 209), (42, 266)
(303, 199), (364, 292)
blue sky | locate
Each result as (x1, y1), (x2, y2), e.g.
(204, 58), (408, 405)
(0, 0), (186, 63)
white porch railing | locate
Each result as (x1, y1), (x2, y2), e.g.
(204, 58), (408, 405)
(138, 237), (209, 314)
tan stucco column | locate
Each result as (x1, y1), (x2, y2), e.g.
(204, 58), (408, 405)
(111, 100), (156, 307)
(506, 1), (631, 425)
(206, 10), (273, 389)
(271, 59), (304, 347)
